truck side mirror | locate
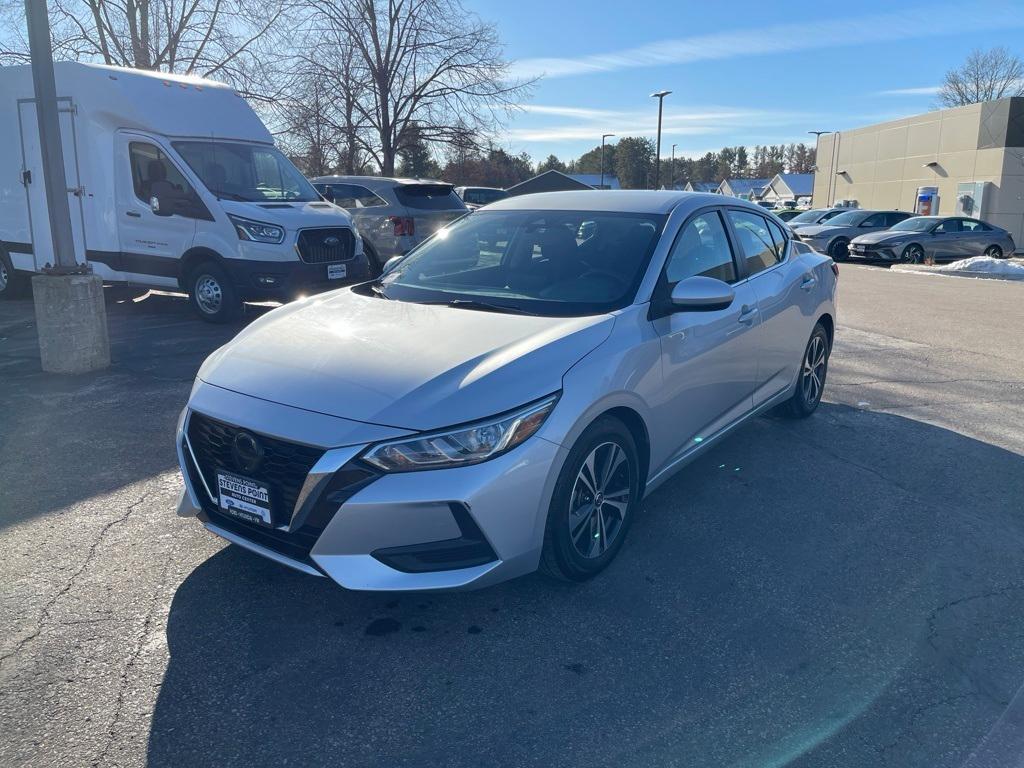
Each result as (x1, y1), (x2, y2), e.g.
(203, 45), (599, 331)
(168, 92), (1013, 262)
(149, 195), (171, 217)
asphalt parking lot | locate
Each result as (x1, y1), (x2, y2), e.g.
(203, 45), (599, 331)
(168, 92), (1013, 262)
(2, 266), (1024, 768)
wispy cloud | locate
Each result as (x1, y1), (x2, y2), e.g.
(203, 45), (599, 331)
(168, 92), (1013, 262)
(509, 3), (1024, 80)
(876, 85), (942, 96)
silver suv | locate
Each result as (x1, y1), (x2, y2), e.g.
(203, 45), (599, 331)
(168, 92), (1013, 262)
(311, 176), (468, 273)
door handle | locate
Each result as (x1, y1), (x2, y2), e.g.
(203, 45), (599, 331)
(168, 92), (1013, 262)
(800, 274), (817, 291)
(126, 210), (142, 218)
(738, 305), (759, 325)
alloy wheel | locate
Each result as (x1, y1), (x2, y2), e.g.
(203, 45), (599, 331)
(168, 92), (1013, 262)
(568, 441), (632, 559)
(985, 245), (1003, 259)
(195, 274), (223, 315)
(801, 334), (827, 406)
(904, 245), (924, 264)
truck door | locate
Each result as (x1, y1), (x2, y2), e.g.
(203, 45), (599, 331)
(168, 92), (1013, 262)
(114, 135), (197, 285)
(18, 98), (87, 270)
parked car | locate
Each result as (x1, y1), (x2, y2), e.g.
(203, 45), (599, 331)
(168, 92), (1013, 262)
(794, 210), (914, 259)
(455, 186), (509, 209)
(849, 216), (1015, 263)
(0, 63), (367, 320)
(774, 209), (803, 221)
(175, 191), (838, 591)
(311, 176), (468, 273)
(786, 207), (851, 234)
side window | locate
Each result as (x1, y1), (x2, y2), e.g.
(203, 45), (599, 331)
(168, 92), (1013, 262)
(960, 219), (985, 232)
(860, 213), (887, 227)
(727, 210), (780, 276)
(328, 184), (386, 208)
(664, 211), (737, 285)
(128, 142), (194, 204)
(935, 219), (961, 234)
(766, 219), (788, 259)
(888, 212), (912, 226)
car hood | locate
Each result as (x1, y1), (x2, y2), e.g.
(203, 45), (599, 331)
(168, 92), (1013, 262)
(218, 199), (353, 229)
(851, 230), (913, 245)
(797, 224), (845, 238)
(197, 289), (614, 431)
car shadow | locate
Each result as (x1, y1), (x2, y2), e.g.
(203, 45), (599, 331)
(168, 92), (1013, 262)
(147, 404), (1024, 768)
(0, 291), (269, 531)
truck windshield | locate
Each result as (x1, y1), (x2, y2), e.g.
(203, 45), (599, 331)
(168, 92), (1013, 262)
(173, 141), (319, 203)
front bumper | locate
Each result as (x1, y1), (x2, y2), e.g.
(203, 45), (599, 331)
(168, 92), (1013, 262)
(848, 244), (901, 262)
(175, 391), (567, 591)
(222, 254), (372, 302)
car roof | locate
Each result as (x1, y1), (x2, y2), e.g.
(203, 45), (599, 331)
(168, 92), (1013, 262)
(311, 176), (450, 186)
(484, 190), (766, 216)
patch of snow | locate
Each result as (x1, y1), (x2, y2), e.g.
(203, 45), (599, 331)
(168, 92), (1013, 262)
(937, 256), (1024, 278)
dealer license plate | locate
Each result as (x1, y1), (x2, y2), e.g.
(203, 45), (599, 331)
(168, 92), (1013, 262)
(327, 263), (347, 280)
(217, 471), (272, 527)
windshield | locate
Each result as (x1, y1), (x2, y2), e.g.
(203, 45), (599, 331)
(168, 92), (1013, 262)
(374, 209), (665, 317)
(821, 210), (866, 227)
(173, 141), (320, 203)
(890, 217), (937, 232)
(463, 188), (509, 205)
(789, 209), (826, 223)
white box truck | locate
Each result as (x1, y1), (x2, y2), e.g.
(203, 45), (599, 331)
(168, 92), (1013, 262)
(0, 62), (369, 321)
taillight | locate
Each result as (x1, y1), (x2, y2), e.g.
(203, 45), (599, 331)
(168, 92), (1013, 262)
(831, 262), (840, 278)
(389, 216), (414, 237)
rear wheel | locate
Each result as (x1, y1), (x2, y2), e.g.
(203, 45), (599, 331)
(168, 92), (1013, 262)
(779, 323), (830, 419)
(187, 261), (242, 323)
(902, 244), (925, 264)
(828, 238), (849, 261)
(540, 417), (641, 582)
(985, 245), (1005, 259)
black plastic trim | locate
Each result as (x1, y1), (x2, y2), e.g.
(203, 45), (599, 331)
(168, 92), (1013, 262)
(370, 503), (498, 573)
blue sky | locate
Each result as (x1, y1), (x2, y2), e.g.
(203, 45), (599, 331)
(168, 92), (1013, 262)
(472, 0), (1024, 162)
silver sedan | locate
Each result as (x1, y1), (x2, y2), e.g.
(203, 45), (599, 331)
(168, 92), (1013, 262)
(849, 216), (1016, 263)
(175, 191), (838, 591)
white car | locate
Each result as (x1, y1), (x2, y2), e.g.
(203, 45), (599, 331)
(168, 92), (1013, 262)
(176, 191), (838, 591)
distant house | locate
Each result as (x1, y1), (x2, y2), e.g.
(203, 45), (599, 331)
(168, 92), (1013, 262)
(505, 170), (594, 196)
(760, 173), (815, 205)
(567, 173), (620, 190)
(683, 181), (719, 193)
(717, 178), (771, 200)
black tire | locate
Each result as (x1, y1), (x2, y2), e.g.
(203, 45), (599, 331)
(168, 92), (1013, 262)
(902, 244), (925, 264)
(828, 238), (849, 261)
(539, 416), (641, 582)
(0, 251), (28, 300)
(779, 323), (831, 419)
(985, 245), (1005, 259)
(187, 261), (242, 323)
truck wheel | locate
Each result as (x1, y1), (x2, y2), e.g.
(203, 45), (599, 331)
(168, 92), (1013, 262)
(0, 252), (26, 300)
(187, 261), (242, 323)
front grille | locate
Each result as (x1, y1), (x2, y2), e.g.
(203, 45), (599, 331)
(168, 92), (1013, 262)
(296, 228), (355, 264)
(184, 412), (378, 564)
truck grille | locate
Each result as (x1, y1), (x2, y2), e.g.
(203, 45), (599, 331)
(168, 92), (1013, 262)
(296, 228), (355, 264)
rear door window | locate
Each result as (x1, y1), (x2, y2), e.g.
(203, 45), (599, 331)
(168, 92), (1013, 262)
(321, 183), (387, 208)
(394, 184), (466, 211)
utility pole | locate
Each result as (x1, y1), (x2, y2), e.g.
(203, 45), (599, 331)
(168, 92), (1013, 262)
(600, 133), (614, 189)
(25, 0), (109, 373)
(650, 90), (671, 189)
(670, 143), (677, 190)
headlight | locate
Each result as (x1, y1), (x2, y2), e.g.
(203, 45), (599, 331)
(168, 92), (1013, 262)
(228, 214), (285, 244)
(362, 394), (558, 472)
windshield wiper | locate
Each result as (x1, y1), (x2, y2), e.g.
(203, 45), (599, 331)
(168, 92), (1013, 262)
(441, 299), (537, 316)
(212, 190), (251, 202)
(369, 281), (391, 299)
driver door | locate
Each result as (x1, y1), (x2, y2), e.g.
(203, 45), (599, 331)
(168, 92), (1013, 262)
(115, 134), (198, 281)
(650, 208), (762, 463)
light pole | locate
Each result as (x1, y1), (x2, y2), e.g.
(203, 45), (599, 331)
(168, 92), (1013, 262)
(24, 0), (109, 372)
(600, 133), (615, 189)
(650, 90), (671, 189)
(670, 143), (677, 190)
(808, 130), (834, 207)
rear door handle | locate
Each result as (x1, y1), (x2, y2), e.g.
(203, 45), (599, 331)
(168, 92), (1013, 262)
(800, 274), (817, 291)
(738, 305), (759, 326)
(126, 210), (142, 218)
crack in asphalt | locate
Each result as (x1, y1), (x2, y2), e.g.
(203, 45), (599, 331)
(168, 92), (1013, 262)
(0, 489), (156, 673)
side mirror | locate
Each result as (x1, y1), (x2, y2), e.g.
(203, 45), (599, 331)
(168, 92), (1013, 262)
(320, 188), (335, 203)
(382, 255), (403, 273)
(670, 276), (735, 311)
(149, 194), (171, 217)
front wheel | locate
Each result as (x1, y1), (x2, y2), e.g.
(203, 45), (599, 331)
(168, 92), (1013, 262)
(539, 417), (641, 582)
(902, 244), (925, 264)
(779, 323), (830, 419)
(984, 245), (1005, 259)
(187, 261), (242, 323)
(0, 253), (27, 300)
(828, 239), (849, 261)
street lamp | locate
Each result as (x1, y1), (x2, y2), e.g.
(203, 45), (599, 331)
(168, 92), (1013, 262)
(650, 90), (671, 189)
(670, 143), (677, 190)
(600, 133), (615, 190)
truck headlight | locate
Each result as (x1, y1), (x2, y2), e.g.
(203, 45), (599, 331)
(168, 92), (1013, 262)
(362, 394), (559, 472)
(228, 214), (285, 244)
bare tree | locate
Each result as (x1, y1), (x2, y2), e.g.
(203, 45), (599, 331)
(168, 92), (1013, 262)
(310, 0), (533, 175)
(939, 46), (1024, 107)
